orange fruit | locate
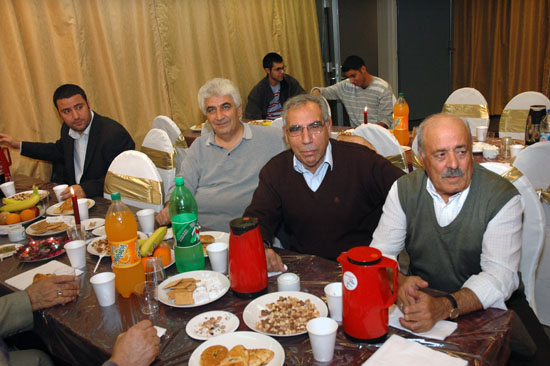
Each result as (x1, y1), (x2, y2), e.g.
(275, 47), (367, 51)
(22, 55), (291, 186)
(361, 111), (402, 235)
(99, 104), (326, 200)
(5, 213), (21, 225)
(20, 209), (36, 221)
(153, 247), (171, 267)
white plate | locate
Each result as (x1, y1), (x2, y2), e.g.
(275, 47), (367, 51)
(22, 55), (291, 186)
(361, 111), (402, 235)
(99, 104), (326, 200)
(188, 331), (284, 366)
(0, 206), (45, 229)
(186, 310), (240, 340)
(243, 291), (328, 337)
(7, 189), (49, 201)
(87, 236), (108, 256)
(46, 199), (95, 216)
(0, 243), (23, 259)
(81, 218), (105, 231)
(157, 270), (230, 308)
(25, 216), (75, 236)
(473, 142), (496, 154)
(200, 231), (229, 258)
(190, 123), (204, 132)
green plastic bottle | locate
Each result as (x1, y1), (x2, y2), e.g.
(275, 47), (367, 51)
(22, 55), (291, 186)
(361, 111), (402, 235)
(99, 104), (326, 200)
(169, 177), (204, 272)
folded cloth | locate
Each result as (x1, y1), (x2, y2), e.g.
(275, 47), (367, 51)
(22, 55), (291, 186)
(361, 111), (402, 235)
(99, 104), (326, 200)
(363, 334), (467, 366)
(388, 304), (457, 340)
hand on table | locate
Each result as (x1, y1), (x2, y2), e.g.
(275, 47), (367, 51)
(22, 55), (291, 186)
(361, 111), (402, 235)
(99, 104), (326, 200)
(155, 206), (170, 226)
(25, 275), (79, 311)
(265, 248), (285, 273)
(0, 133), (21, 149)
(59, 184), (86, 201)
(109, 320), (160, 366)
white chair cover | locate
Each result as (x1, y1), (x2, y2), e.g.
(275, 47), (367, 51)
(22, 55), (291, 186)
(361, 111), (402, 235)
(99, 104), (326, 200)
(353, 124), (408, 172)
(141, 128), (176, 200)
(442, 87), (489, 134)
(499, 92), (550, 140)
(104, 151), (164, 212)
(152, 115), (187, 172)
(481, 162), (545, 318)
(270, 117), (283, 129)
(513, 141), (550, 325)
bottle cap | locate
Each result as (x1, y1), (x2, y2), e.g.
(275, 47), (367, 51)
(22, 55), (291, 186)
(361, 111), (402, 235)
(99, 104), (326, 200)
(398, 92), (404, 97)
(175, 177), (184, 186)
(110, 192), (121, 201)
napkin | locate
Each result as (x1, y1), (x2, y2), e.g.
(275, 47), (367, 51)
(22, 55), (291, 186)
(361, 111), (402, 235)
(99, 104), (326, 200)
(5, 260), (83, 290)
(154, 326), (167, 338)
(268, 264), (288, 277)
(388, 304), (457, 340)
(362, 334), (467, 366)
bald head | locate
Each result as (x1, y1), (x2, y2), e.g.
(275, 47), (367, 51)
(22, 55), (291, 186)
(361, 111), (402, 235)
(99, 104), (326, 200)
(417, 114), (471, 157)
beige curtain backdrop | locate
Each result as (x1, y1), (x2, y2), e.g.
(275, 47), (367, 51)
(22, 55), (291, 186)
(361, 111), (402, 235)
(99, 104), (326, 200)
(0, 0), (324, 181)
(453, 0), (550, 114)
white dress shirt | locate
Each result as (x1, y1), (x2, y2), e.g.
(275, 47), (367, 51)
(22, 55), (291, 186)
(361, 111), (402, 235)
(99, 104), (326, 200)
(371, 178), (523, 310)
(293, 142), (333, 192)
(68, 111), (94, 184)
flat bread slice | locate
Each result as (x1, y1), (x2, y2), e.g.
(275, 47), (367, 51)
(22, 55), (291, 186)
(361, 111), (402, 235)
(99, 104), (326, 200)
(200, 345), (228, 366)
(248, 349), (274, 366)
(174, 290), (194, 305)
(219, 345), (249, 366)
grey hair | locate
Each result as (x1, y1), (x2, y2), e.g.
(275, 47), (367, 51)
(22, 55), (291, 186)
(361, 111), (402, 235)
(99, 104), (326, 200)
(197, 78), (242, 115)
(417, 113), (471, 156)
(282, 94), (330, 126)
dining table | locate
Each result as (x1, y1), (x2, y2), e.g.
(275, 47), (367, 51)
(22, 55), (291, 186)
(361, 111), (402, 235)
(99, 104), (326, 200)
(0, 176), (513, 365)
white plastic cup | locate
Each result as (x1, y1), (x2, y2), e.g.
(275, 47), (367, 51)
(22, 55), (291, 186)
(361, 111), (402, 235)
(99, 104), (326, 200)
(90, 272), (116, 307)
(324, 282), (343, 322)
(53, 184), (68, 202)
(0, 181), (16, 197)
(64, 240), (87, 268)
(277, 272), (300, 292)
(307, 317), (339, 362)
(8, 225), (26, 242)
(77, 198), (89, 221)
(206, 242), (229, 274)
(476, 126), (488, 142)
(136, 209), (155, 235)
(510, 144), (524, 159)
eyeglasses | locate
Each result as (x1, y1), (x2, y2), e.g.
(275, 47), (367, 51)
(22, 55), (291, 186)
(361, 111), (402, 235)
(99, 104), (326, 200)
(286, 121), (325, 136)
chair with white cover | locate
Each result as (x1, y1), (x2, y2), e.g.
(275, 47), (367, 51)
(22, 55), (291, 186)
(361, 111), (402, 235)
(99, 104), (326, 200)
(152, 115), (187, 171)
(141, 128), (176, 200)
(353, 124), (408, 172)
(513, 141), (550, 325)
(442, 87), (489, 134)
(104, 151), (164, 212)
(481, 162), (545, 318)
(499, 92), (550, 140)
(270, 117), (283, 129)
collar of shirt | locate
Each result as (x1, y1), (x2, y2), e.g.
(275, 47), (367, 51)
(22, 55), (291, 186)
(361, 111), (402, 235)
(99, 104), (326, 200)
(293, 141), (333, 192)
(68, 111), (94, 140)
(205, 121), (251, 148)
(425, 177), (471, 227)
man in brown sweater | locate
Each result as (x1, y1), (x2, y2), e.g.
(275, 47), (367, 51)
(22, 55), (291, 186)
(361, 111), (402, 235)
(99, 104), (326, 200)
(244, 94), (404, 271)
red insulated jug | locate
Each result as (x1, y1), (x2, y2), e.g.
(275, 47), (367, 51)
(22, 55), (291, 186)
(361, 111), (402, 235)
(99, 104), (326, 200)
(0, 147), (12, 182)
(228, 217), (268, 298)
(337, 246), (398, 343)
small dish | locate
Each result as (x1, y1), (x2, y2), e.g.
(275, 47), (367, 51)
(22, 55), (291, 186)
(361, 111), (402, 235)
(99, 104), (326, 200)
(186, 310), (239, 340)
(81, 218), (105, 231)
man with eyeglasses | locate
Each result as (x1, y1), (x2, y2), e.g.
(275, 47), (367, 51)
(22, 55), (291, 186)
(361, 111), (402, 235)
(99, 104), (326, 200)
(244, 94), (404, 271)
(244, 52), (305, 121)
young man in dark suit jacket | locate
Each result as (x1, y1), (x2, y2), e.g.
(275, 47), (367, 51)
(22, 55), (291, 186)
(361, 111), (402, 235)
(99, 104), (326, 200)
(0, 84), (134, 199)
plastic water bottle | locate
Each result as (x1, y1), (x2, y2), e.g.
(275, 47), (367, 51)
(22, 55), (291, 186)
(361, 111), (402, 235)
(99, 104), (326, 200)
(169, 177), (204, 272)
(105, 192), (145, 298)
(393, 93), (410, 146)
(540, 109), (550, 141)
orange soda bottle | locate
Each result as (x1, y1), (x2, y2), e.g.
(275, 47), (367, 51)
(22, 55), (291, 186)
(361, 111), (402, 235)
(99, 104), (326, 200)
(393, 93), (410, 146)
(105, 192), (145, 298)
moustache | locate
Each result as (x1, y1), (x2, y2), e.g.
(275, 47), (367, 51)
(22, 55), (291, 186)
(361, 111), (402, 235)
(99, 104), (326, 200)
(442, 168), (464, 178)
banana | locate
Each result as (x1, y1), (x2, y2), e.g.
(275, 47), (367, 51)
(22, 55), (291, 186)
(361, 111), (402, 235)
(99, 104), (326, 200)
(139, 226), (168, 257)
(0, 187), (40, 212)
(137, 238), (146, 249)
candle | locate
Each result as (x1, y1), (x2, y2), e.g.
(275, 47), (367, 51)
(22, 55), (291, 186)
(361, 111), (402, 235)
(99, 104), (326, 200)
(364, 106), (368, 124)
(70, 187), (81, 225)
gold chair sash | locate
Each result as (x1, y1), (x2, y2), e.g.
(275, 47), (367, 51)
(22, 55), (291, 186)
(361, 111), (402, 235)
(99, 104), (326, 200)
(104, 171), (163, 205)
(386, 153), (408, 171)
(499, 109), (529, 133)
(500, 166), (523, 183)
(174, 134), (188, 149)
(411, 151), (423, 169)
(140, 146), (174, 170)
(536, 186), (550, 204)
(442, 104), (489, 119)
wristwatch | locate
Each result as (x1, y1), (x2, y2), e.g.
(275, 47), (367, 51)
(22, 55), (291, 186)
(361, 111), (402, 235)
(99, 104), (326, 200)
(444, 294), (459, 319)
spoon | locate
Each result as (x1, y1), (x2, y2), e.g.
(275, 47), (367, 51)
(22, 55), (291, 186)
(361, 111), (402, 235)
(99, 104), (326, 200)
(94, 253), (106, 273)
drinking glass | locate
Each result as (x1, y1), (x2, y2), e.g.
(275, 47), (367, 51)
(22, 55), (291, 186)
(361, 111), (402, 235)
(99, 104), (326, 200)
(145, 257), (166, 285)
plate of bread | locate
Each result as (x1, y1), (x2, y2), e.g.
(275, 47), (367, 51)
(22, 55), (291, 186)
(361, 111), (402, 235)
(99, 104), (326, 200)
(188, 331), (284, 366)
(157, 270), (229, 308)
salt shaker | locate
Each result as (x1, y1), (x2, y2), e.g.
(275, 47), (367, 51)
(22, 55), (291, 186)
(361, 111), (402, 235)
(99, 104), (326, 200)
(277, 272), (300, 292)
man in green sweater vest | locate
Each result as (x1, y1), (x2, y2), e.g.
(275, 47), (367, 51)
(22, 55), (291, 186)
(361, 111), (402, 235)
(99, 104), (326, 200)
(371, 114), (549, 366)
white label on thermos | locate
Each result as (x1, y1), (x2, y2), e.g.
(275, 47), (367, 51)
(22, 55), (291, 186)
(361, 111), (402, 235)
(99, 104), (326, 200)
(343, 271), (358, 291)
